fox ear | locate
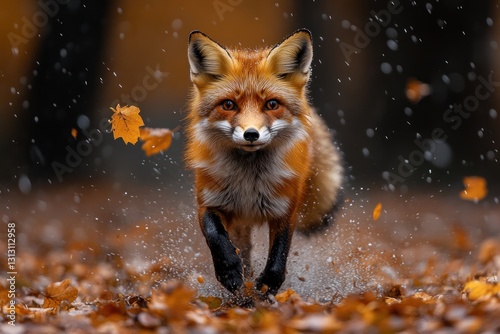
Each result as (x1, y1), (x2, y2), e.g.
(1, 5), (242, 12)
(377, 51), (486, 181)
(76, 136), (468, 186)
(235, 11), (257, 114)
(267, 29), (313, 79)
(188, 31), (232, 82)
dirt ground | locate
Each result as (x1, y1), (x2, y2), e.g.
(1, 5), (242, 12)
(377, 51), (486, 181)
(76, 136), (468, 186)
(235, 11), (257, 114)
(1, 179), (500, 332)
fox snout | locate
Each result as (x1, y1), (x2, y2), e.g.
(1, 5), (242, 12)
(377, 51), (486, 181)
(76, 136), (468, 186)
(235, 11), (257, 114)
(232, 125), (271, 151)
(243, 128), (259, 143)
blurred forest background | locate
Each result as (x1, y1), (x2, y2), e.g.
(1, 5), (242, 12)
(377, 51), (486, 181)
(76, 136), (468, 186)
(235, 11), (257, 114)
(1, 0), (499, 193)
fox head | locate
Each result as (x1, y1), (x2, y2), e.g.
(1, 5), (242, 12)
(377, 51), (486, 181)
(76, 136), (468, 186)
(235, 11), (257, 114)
(187, 29), (314, 152)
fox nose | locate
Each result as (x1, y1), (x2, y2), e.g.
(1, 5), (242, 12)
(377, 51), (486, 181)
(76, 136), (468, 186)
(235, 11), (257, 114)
(243, 128), (260, 143)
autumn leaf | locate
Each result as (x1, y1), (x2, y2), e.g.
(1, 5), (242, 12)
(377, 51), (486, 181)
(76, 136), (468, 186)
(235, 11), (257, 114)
(140, 127), (175, 156)
(198, 296), (223, 310)
(149, 282), (195, 320)
(405, 77), (431, 103)
(275, 288), (297, 303)
(110, 104), (145, 145)
(372, 202), (382, 221)
(42, 279), (78, 310)
(463, 279), (500, 301)
(459, 176), (488, 202)
(478, 239), (500, 264)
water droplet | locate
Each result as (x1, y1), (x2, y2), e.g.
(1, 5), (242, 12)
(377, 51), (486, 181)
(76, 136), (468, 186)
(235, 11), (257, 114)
(172, 18), (182, 30)
(380, 62), (392, 74)
(18, 174), (31, 194)
(386, 27), (398, 39)
(387, 40), (398, 51)
(425, 3), (433, 14)
(77, 115), (90, 129)
(362, 147), (370, 157)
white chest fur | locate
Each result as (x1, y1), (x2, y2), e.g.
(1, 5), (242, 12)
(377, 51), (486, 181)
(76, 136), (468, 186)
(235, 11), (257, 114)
(199, 147), (296, 220)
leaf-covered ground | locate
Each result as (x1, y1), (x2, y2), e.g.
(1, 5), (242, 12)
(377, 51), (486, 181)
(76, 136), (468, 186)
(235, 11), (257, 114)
(1, 181), (500, 333)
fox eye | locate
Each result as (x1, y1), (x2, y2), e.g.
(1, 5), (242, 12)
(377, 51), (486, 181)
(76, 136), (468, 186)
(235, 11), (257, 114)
(265, 99), (280, 110)
(221, 100), (237, 111)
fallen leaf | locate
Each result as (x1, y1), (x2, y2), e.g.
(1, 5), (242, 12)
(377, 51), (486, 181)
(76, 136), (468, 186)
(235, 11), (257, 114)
(149, 282), (195, 320)
(463, 279), (500, 301)
(459, 176), (487, 202)
(275, 288), (296, 303)
(384, 297), (400, 305)
(287, 314), (342, 332)
(139, 127), (174, 156)
(198, 296), (223, 310)
(110, 104), (145, 144)
(413, 291), (434, 303)
(373, 202), (382, 221)
(42, 279), (78, 310)
(137, 312), (161, 329)
(478, 239), (500, 264)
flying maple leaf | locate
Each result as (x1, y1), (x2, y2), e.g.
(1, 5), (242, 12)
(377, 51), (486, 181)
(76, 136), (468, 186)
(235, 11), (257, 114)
(459, 176), (487, 202)
(110, 104), (145, 145)
(42, 279), (78, 310)
(139, 127), (175, 156)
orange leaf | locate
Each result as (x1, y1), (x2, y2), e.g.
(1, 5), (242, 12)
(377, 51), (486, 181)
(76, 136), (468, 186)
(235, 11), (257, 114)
(459, 176), (487, 202)
(372, 202), (382, 221)
(110, 104), (145, 144)
(198, 296), (223, 310)
(464, 279), (500, 301)
(149, 282), (195, 320)
(405, 77), (431, 103)
(139, 127), (174, 156)
(275, 288), (296, 303)
(42, 279), (78, 310)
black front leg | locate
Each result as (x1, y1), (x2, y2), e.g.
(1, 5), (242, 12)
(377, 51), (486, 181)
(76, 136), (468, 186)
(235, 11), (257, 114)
(201, 209), (243, 293)
(256, 222), (292, 295)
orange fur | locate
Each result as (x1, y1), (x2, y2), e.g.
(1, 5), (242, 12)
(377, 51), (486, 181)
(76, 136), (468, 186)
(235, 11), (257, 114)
(185, 29), (343, 293)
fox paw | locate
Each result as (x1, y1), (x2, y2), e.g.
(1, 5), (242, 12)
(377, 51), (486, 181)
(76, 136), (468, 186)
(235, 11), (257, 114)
(215, 258), (244, 293)
(255, 269), (285, 295)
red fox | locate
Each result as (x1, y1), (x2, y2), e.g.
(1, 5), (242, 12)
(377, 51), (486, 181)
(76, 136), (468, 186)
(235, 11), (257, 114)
(185, 29), (344, 294)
